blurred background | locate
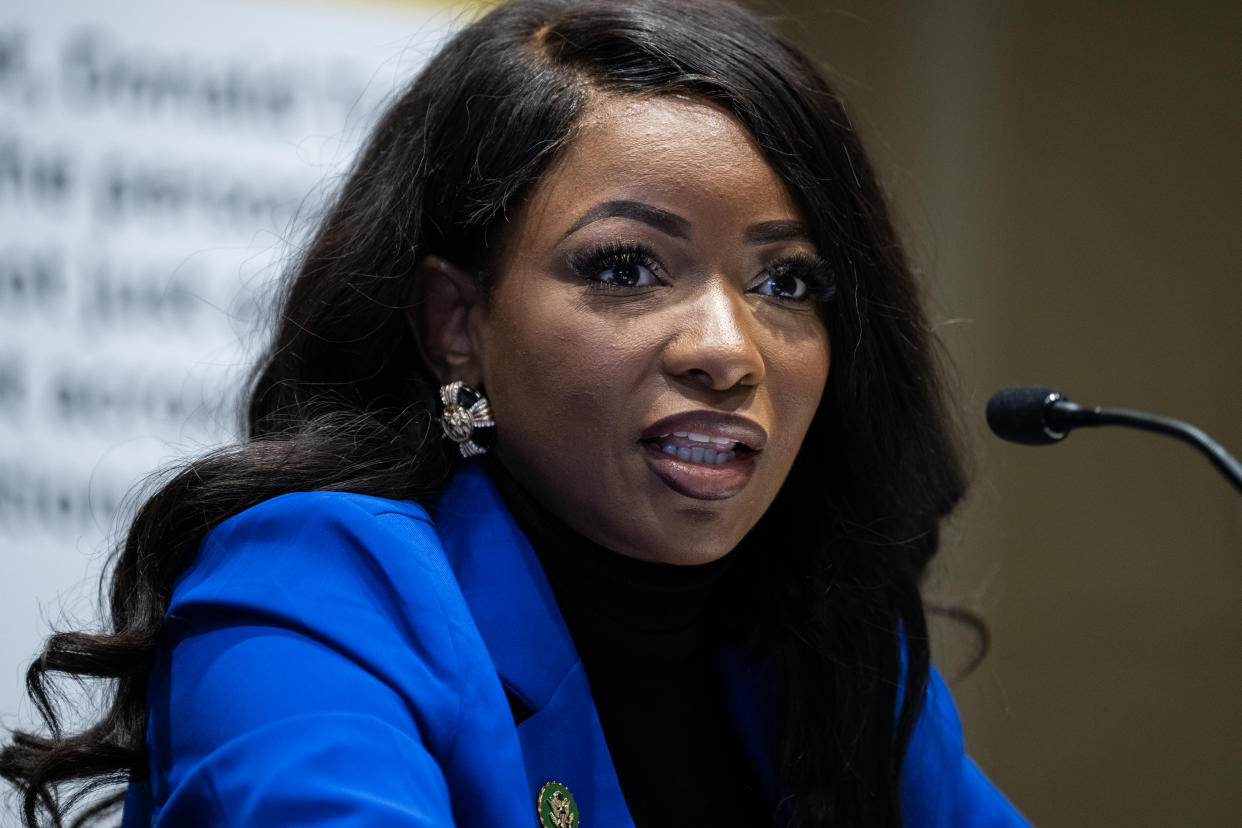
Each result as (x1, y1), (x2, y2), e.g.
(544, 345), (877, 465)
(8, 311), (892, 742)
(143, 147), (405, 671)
(2, 0), (1239, 825)
(764, 1), (1242, 825)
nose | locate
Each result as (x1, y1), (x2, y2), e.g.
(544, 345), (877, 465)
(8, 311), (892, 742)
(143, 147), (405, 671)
(663, 285), (765, 391)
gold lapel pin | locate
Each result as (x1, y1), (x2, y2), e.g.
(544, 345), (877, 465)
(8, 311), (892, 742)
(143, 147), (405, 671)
(537, 780), (580, 828)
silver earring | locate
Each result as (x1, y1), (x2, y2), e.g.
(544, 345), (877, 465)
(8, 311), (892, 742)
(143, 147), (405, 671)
(439, 380), (494, 457)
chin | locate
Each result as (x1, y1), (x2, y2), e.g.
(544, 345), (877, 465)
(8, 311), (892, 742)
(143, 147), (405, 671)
(615, 515), (751, 566)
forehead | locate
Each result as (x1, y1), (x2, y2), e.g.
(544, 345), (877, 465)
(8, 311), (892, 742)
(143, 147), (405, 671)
(515, 94), (802, 233)
(573, 94), (754, 165)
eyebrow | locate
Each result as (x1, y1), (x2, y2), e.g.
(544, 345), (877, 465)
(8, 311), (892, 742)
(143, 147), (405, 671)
(744, 220), (810, 245)
(560, 199), (810, 246)
(561, 200), (691, 240)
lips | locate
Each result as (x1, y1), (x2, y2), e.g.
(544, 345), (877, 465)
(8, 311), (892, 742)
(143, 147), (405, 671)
(640, 412), (766, 500)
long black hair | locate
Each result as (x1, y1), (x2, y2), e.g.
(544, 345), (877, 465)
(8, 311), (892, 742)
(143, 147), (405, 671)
(2, 1), (967, 825)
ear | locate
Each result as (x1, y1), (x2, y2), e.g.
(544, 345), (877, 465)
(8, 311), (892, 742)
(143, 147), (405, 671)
(406, 256), (485, 387)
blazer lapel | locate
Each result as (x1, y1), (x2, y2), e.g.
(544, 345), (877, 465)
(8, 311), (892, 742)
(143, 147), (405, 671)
(434, 461), (635, 828)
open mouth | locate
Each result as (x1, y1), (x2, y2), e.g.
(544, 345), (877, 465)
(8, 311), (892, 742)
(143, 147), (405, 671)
(638, 413), (766, 499)
(643, 431), (757, 465)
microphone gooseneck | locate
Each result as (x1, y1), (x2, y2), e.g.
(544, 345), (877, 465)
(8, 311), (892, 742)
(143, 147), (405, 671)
(985, 386), (1068, 445)
(986, 385), (1242, 495)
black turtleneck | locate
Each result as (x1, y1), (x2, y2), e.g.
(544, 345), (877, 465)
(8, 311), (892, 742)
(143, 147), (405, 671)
(488, 460), (772, 828)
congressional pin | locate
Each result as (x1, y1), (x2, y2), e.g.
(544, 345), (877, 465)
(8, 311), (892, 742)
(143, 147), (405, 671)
(537, 780), (579, 828)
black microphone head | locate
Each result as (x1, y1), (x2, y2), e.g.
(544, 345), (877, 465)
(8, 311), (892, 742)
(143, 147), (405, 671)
(986, 386), (1066, 445)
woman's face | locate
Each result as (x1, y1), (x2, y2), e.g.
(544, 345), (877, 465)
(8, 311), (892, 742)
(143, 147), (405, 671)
(469, 95), (830, 564)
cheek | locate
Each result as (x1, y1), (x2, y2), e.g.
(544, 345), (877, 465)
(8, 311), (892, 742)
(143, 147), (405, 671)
(809, 332), (831, 401)
(773, 326), (831, 436)
(480, 299), (655, 441)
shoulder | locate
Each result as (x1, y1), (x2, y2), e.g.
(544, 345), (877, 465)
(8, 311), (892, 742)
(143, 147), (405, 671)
(144, 489), (525, 821)
(169, 490), (467, 646)
(902, 668), (1032, 827)
(157, 489), (487, 745)
(207, 489), (434, 550)
(186, 491), (441, 590)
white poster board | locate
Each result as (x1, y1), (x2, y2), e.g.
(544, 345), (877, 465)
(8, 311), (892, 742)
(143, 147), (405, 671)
(0, 0), (460, 800)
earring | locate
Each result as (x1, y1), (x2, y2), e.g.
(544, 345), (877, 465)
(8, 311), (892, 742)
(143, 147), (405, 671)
(439, 380), (495, 457)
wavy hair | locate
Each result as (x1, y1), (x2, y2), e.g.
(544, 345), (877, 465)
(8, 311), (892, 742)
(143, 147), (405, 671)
(2, 1), (967, 825)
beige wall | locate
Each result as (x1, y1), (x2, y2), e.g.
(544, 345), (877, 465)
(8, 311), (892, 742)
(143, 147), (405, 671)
(751, 1), (1242, 824)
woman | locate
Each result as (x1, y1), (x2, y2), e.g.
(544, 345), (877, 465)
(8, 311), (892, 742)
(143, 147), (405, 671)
(3, 0), (1029, 826)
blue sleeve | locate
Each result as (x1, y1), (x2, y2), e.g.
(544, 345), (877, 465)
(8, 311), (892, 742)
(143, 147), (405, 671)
(901, 668), (1033, 827)
(136, 492), (526, 826)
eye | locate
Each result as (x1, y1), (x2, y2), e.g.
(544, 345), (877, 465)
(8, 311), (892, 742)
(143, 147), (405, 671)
(752, 255), (835, 303)
(754, 270), (808, 300)
(568, 241), (664, 289)
(599, 261), (657, 287)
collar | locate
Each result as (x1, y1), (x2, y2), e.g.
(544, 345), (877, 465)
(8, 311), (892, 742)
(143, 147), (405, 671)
(430, 459), (577, 714)
(432, 461), (638, 826)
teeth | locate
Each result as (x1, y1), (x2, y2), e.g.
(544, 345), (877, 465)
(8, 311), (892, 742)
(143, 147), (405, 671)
(649, 430), (745, 464)
(657, 443), (735, 465)
(670, 431), (737, 446)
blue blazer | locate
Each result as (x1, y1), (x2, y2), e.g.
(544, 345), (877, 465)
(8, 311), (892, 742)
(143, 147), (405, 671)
(123, 461), (1030, 826)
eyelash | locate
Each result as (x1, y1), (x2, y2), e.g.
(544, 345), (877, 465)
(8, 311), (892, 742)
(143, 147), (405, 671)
(758, 253), (836, 303)
(567, 241), (836, 304)
(567, 241), (664, 292)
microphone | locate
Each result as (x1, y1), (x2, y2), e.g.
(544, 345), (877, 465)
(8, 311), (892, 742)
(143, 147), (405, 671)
(985, 386), (1072, 445)
(986, 385), (1242, 494)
